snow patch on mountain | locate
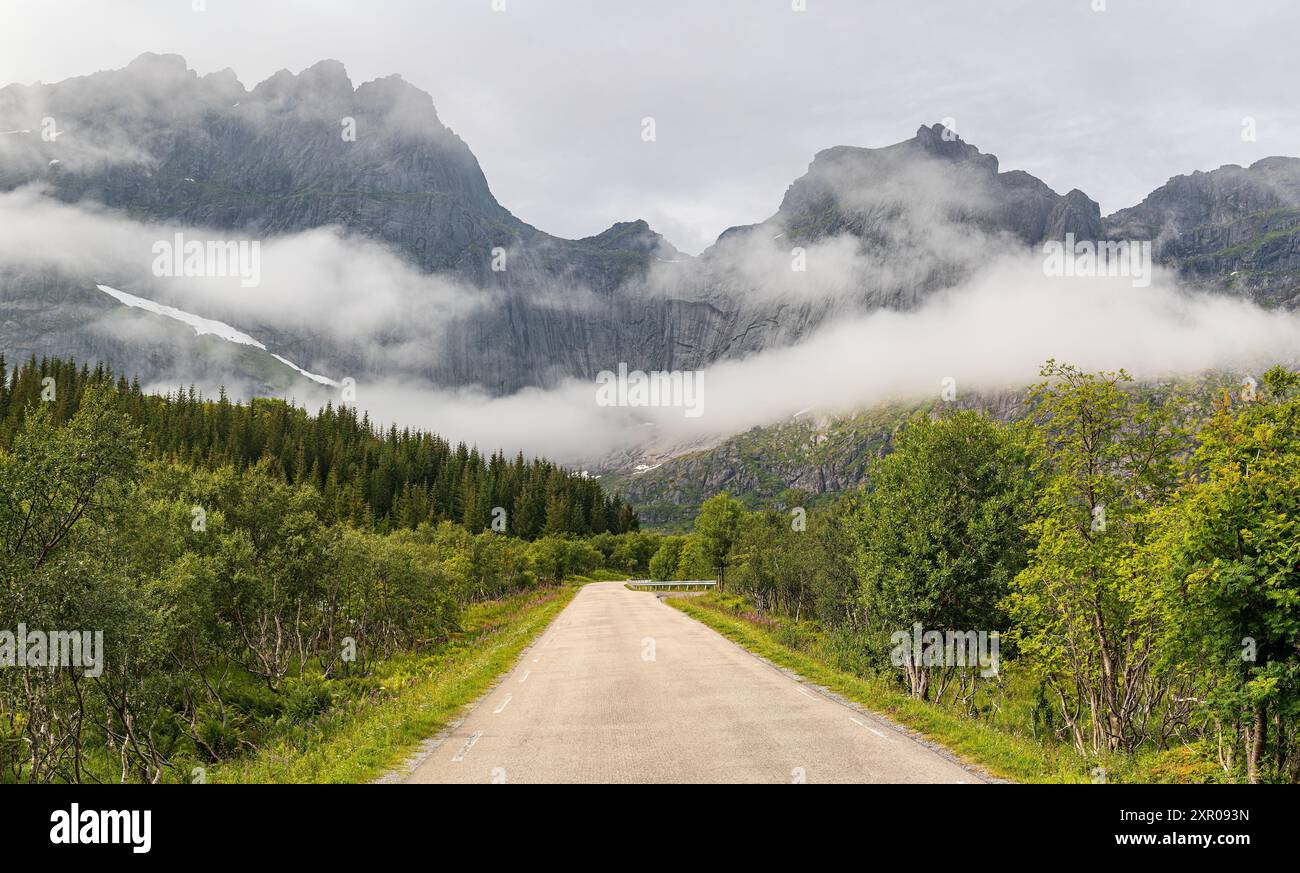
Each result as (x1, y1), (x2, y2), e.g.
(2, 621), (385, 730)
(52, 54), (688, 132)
(96, 284), (340, 387)
(269, 354), (339, 388)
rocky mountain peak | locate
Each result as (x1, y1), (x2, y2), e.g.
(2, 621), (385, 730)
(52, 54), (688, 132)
(122, 51), (193, 79)
(910, 122), (999, 173)
(1251, 156), (1300, 173)
(581, 219), (682, 259)
(1106, 155), (1300, 237)
(249, 59), (359, 116)
(769, 123), (1089, 247)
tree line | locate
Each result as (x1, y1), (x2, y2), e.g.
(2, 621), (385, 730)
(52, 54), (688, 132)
(660, 362), (1300, 783)
(0, 354), (638, 538)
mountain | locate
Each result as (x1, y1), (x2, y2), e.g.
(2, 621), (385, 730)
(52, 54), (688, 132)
(0, 54), (687, 394)
(4, 55), (1299, 523)
(0, 57), (1145, 401)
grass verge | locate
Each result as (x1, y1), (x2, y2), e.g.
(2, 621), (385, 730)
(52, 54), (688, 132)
(667, 594), (1090, 783)
(212, 585), (576, 783)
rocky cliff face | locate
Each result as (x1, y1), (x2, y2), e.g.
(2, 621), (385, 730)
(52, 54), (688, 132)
(1104, 157), (1300, 308)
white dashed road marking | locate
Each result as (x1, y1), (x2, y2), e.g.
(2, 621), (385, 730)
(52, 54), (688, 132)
(850, 717), (887, 738)
(451, 731), (482, 762)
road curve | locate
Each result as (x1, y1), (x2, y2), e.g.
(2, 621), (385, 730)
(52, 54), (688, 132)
(405, 581), (982, 784)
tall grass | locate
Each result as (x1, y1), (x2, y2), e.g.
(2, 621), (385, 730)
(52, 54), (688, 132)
(211, 586), (576, 783)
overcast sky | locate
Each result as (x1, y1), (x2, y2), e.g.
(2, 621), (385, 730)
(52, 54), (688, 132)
(2, 0), (1296, 253)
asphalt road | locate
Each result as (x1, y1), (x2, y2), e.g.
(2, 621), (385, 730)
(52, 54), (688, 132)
(405, 581), (982, 784)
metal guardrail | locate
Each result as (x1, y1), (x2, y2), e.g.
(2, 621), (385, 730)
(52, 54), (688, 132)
(625, 579), (717, 589)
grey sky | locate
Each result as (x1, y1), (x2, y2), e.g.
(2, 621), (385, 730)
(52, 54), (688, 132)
(2, 0), (1296, 253)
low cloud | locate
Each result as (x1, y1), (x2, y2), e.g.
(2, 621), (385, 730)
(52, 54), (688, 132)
(5, 184), (1296, 467)
(344, 253), (1300, 465)
(0, 186), (483, 368)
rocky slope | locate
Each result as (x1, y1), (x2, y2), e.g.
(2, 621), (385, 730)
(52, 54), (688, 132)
(606, 392), (1030, 528)
(1104, 157), (1300, 308)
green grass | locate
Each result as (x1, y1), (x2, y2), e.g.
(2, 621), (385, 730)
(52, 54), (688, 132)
(211, 585), (575, 783)
(667, 594), (1093, 783)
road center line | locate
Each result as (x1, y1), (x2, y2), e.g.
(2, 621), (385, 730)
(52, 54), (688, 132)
(451, 730), (482, 762)
(494, 694), (513, 714)
(520, 670), (530, 683)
